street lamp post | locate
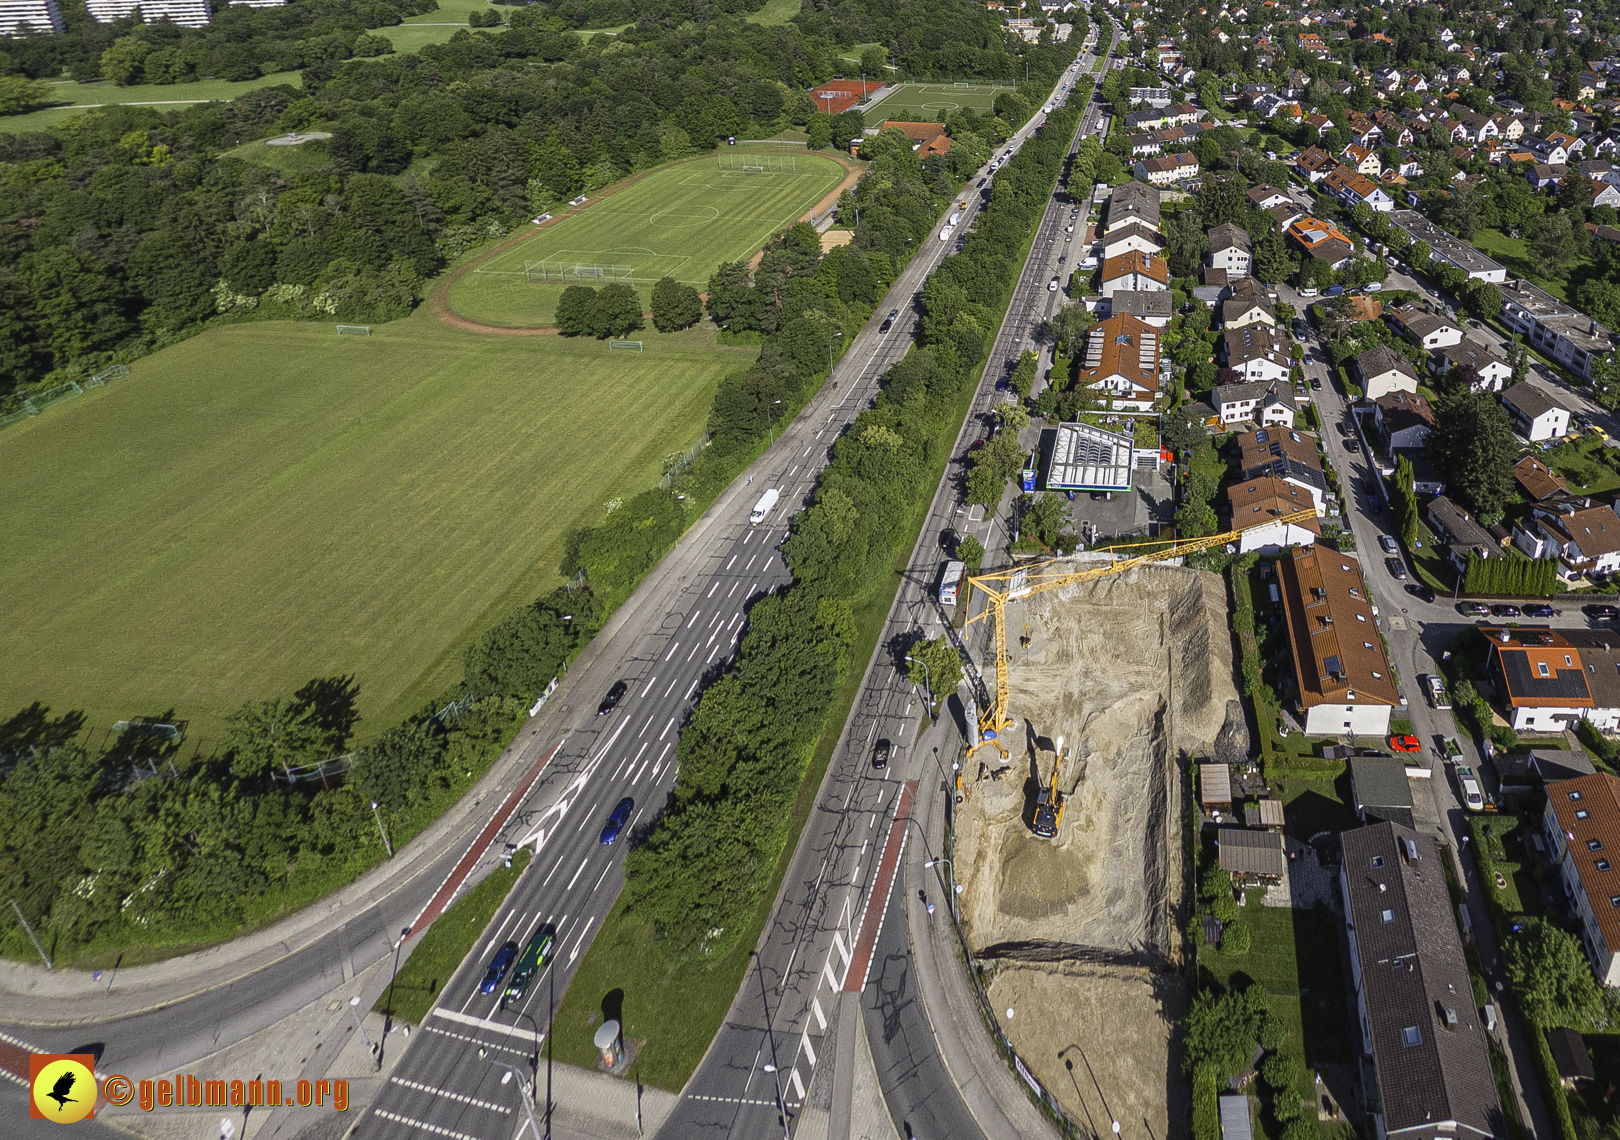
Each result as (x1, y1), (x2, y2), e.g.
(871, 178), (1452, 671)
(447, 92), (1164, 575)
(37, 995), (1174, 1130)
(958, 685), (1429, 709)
(370, 801), (393, 858)
(827, 330), (843, 376)
(904, 654), (938, 721)
(377, 926), (412, 1069)
(923, 856), (964, 920)
(752, 952), (792, 1140)
(348, 996), (377, 1066)
(480, 1051), (545, 1140)
(767, 399), (785, 446)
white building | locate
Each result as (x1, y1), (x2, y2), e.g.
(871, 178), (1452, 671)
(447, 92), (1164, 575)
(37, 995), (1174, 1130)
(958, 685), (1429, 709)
(1501, 382), (1572, 442)
(84, 0), (212, 24)
(0, 0), (64, 35)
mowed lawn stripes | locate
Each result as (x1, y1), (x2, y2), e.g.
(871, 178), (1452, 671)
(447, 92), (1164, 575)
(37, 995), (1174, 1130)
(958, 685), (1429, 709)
(448, 153), (846, 328)
(0, 315), (754, 750)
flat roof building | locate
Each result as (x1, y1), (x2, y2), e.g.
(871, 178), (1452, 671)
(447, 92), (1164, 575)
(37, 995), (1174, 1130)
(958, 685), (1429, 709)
(1389, 209), (1507, 282)
(1046, 421), (1134, 492)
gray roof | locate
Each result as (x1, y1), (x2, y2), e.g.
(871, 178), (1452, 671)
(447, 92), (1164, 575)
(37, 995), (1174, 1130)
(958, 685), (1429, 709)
(1201, 763), (1233, 804)
(1215, 379), (1293, 410)
(1436, 339), (1508, 373)
(1546, 1027), (1596, 1082)
(1340, 824), (1504, 1138)
(1556, 630), (1620, 710)
(1110, 290), (1174, 320)
(1216, 828), (1286, 877)
(1354, 344), (1419, 384)
(1527, 748), (1598, 781)
(1351, 756), (1413, 814)
(1426, 496), (1495, 552)
(1389, 209), (1507, 277)
(1501, 382), (1566, 423)
(1219, 1094), (1254, 1140)
(1209, 221), (1253, 254)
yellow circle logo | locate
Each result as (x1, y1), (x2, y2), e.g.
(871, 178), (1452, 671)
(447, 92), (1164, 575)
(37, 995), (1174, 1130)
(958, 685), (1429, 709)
(31, 1057), (97, 1124)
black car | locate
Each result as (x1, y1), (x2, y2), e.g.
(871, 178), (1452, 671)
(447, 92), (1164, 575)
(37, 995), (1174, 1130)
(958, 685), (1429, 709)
(1407, 583), (1437, 603)
(597, 680), (628, 716)
(872, 739), (892, 771)
(1385, 556), (1408, 581)
(1490, 603), (1522, 617)
(940, 527), (958, 554)
(1525, 604), (1556, 618)
(1337, 422), (1354, 438)
(1586, 604), (1620, 618)
(1310, 377), (1322, 391)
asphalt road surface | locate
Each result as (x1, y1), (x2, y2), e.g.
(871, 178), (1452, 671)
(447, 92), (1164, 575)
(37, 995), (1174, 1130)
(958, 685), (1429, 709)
(653, 34), (1119, 1140)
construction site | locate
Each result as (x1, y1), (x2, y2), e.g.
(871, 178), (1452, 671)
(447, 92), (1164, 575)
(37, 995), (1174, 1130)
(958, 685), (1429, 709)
(955, 560), (1248, 1137)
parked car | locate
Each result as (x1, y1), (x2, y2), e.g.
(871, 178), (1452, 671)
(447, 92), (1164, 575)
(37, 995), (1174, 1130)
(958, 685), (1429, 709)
(1310, 377), (1322, 391)
(597, 680), (628, 715)
(1385, 556), (1408, 581)
(1337, 422), (1354, 438)
(1490, 603), (1522, 617)
(598, 797), (634, 845)
(1524, 603), (1556, 617)
(1388, 734), (1422, 753)
(479, 942), (520, 994)
(872, 739), (892, 771)
(1455, 765), (1485, 811)
(1585, 604), (1620, 618)
(1458, 601), (1490, 616)
(1407, 583), (1437, 604)
(1378, 534), (1398, 554)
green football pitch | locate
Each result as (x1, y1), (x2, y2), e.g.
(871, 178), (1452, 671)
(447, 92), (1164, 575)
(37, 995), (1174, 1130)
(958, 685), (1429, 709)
(863, 82), (1003, 124)
(448, 152), (847, 328)
(0, 314), (757, 751)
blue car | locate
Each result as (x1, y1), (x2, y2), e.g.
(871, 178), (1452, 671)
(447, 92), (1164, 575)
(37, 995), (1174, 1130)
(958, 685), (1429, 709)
(479, 941), (519, 994)
(599, 797), (634, 845)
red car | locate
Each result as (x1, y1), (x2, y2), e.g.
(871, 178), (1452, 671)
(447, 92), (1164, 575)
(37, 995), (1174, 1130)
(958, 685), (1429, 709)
(1388, 735), (1422, 753)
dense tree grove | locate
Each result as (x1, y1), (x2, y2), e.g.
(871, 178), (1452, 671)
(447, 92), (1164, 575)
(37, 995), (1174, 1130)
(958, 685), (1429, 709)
(622, 103), (1084, 960)
(0, 0), (1067, 404)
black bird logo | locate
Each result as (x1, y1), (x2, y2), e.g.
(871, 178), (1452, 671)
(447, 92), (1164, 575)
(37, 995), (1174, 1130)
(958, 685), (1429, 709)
(45, 1070), (77, 1111)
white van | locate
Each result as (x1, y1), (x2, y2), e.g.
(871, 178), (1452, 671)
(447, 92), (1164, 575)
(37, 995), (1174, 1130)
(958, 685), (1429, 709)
(1297, 286), (1319, 297)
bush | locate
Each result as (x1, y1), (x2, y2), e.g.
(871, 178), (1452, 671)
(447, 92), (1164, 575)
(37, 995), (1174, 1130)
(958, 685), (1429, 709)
(1222, 920), (1252, 955)
(1192, 1063), (1220, 1140)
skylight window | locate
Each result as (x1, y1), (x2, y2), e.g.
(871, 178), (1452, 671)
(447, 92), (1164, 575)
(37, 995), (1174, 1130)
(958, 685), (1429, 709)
(1402, 1026), (1421, 1047)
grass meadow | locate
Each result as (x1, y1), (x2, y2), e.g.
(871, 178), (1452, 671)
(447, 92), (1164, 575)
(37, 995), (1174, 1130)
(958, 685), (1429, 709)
(863, 81), (1003, 124)
(0, 313), (756, 751)
(446, 152), (846, 328)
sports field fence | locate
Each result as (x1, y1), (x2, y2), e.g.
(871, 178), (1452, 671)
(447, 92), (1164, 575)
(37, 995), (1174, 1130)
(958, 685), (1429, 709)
(608, 340), (644, 352)
(524, 261), (635, 283)
(336, 324), (371, 336)
(0, 363), (130, 431)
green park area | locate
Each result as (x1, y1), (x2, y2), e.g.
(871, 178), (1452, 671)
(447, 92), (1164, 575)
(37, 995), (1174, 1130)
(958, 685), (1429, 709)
(447, 152), (847, 328)
(744, 0), (801, 25)
(0, 71), (304, 134)
(0, 313), (756, 752)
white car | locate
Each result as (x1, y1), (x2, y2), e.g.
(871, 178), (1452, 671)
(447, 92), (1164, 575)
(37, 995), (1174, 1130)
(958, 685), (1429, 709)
(1456, 765), (1485, 811)
(1049, 277), (1060, 291)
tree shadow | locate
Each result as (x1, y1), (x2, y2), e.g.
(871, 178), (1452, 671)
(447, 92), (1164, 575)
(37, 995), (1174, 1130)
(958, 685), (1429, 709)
(0, 702), (87, 758)
(294, 674), (362, 751)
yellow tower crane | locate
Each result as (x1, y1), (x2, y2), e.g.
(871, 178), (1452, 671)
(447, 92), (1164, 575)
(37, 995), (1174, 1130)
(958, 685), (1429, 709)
(964, 508), (1319, 758)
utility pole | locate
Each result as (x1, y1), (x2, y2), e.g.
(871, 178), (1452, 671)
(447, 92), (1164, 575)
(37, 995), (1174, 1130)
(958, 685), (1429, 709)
(370, 801), (393, 857)
(11, 900), (50, 969)
(752, 952), (792, 1140)
(348, 996), (378, 1067)
(481, 1052), (544, 1140)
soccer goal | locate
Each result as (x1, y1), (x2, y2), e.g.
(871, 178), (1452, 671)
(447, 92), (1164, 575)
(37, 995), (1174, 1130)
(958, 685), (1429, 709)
(954, 81), (972, 89)
(524, 261), (634, 282)
(336, 324), (371, 335)
(718, 154), (797, 173)
(609, 340), (645, 352)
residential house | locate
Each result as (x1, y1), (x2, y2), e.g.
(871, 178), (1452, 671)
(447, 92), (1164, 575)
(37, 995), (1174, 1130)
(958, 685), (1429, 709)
(1483, 626), (1595, 732)
(1277, 546), (1401, 735)
(1350, 757), (1415, 828)
(1387, 304), (1466, 349)
(1247, 183), (1294, 210)
(1373, 391), (1436, 454)
(1222, 324), (1293, 384)
(1101, 222), (1165, 259)
(1516, 500), (1620, 579)
(1500, 278), (1620, 380)
(1527, 135), (1571, 165)
(1342, 143), (1382, 176)
(1389, 210), (1508, 282)
(1222, 293), (1276, 331)
(1295, 146), (1338, 183)
(1501, 382), (1572, 441)
(1431, 340), (1512, 391)
(1353, 345), (1421, 401)
(1105, 181), (1162, 233)
(1208, 222), (1253, 275)
(1108, 290), (1173, 327)
(1215, 380), (1297, 427)
(1546, 773), (1620, 987)
(878, 121), (952, 156)
(1340, 824), (1504, 1140)
(1428, 495), (1501, 572)
(1129, 86), (1172, 108)
(1585, 180), (1620, 209)
(1225, 475), (1320, 549)
(1529, 163), (1569, 191)
(1286, 216), (1356, 268)
(1135, 151), (1200, 185)
(1238, 425), (1328, 510)
(1077, 313), (1161, 411)
(1514, 455), (1569, 502)
(1100, 250), (1169, 298)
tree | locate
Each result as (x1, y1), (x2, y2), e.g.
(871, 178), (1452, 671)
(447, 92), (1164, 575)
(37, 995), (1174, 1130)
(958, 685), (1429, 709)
(355, 718), (446, 810)
(1047, 304), (1092, 355)
(1197, 173), (1249, 227)
(1165, 210), (1209, 278)
(1177, 500), (1218, 537)
(1162, 404), (1205, 456)
(1527, 210), (1587, 277)
(1408, 239), (1432, 269)
(554, 285), (597, 336)
(1426, 389), (1516, 521)
(957, 534), (984, 575)
(906, 636), (963, 705)
(1182, 983), (1270, 1078)
(651, 276), (703, 332)
(1505, 919), (1607, 1029)
(588, 283), (643, 338)
(0, 74), (54, 115)
(221, 697), (326, 780)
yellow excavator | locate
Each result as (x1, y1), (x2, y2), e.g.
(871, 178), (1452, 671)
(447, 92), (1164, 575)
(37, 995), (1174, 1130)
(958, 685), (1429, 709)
(1032, 734), (1065, 839)
(965, 508), (1319, 760)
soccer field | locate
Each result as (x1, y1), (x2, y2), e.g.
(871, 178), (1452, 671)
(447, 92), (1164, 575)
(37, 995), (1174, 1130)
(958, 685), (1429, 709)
(0, 314), (756, 750)
(863, 82), (1003, 124)
(449, 152), (847, 328)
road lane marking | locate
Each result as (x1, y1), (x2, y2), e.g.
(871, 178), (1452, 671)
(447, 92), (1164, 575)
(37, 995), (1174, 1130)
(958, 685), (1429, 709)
(429, 1008), (548, 1044)
(746, 555), (757, 571)
(664, 676), (679, 697)
(728, 581), (740, 597)
(789, 465), (799, 477)
(593, 861), (614, 892)
(659, 717), (675, 740)
(800, 1032), (817, 1066)
(743, 530), (752, 545)
(708, 645), (721, 663)
(803, 444), (813, 456)
(566, 858), (589, 889)
(370, 1108), (486, 1139)
(665, 641), (680, 660)
(727, 554), (738, 569)
(632, 759), (650, 784)
(708, 580), (719, 597)
(822, 957), (841, 990)
(686, 679), (700, 699)
(788, 1067), (806, 1099)
(685, 1094), (779, 1107)
(569, 918), (596, 962)
(423, 1024), (530, 1055)
(687, 610), (702, 628)
(389, 1076), (512, 1114)
(812, 996), (827, 1031)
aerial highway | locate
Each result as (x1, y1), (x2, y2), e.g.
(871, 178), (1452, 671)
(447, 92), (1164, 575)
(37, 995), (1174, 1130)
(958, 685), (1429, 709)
(0, 32), (1111, 1140)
